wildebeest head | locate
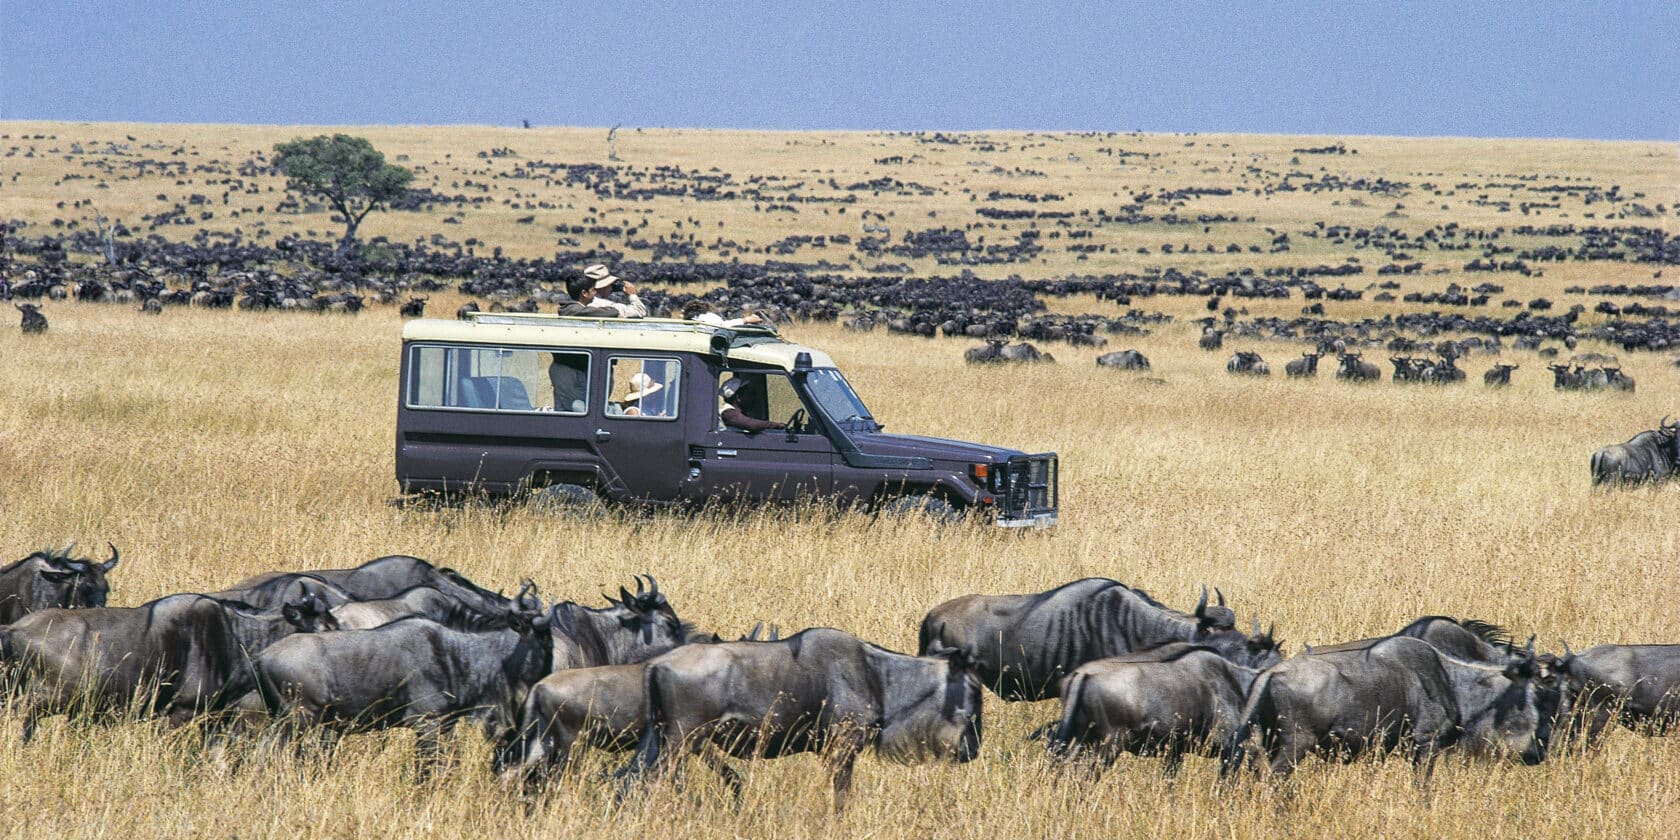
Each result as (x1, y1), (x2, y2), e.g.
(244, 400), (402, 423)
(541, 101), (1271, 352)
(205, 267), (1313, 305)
(1658, 415), (1679, 440)
(889, 633), (985, 765)
(1192, 586), (1237, 632)
(21, 542), (120, 612)
(280, 590), (341, 633)
(1470, 637), (1551, 765)
(605, 575), (685, 645)
(1242, 620), (1286, 670)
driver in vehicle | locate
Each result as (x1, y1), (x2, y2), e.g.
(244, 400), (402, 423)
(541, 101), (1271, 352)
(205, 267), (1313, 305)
(718, 377), (787, 433)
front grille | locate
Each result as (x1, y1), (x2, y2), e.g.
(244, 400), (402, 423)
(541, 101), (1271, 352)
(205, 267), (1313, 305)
(1004, 454), (1056, 516)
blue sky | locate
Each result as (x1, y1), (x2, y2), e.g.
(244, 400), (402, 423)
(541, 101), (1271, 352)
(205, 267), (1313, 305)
(3, 1), (1675, 140)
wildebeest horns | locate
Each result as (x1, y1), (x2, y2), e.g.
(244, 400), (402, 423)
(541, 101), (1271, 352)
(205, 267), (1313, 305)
(608, 575), (667, 610)
(49, 542), (119, 572)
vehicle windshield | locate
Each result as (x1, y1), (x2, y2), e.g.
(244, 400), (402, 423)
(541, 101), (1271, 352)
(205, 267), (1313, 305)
(804, 368), (879, 431)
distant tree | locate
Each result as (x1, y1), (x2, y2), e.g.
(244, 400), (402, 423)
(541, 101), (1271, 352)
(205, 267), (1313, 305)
(272, 134), (413, 250)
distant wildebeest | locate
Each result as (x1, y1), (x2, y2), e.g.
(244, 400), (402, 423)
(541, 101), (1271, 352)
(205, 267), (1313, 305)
(1336, 352), (1381, 381)
(1484, 363), (1519, 386)
(1548, 642), (1680, 743)
(399, 296), (428, 318)
(1199, 327), (1223, 351)
(1284, 351), (1319, 378)
(15, 303), (46, 333)
(229, 599), (551, 773)
(1603, 367), (1635, 392)
(1547, 363), (1584, 390)
(0, 591), (336, 740)
(1096, 349), (1150, 370)
(1227, 350), (1268, 376)
(0, 543), (119, 625)
(214, 555), (508, 613)
(1590, 416), (1678, 486)
(965, 340), (1054, 364)
(617, 627), (983, 812)
(141, 298), (163, 315)
(919, 581), (1272, 702)
(1222, 636), (1555, 781)
(1050, 632), (1282, 774)
(457, 301), (481, 320)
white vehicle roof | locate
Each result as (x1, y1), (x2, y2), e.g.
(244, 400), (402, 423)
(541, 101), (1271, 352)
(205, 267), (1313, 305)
(401, 313), (837, 371)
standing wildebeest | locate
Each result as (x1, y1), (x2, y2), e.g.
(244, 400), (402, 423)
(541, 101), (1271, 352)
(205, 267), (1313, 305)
(0, 543), (119, 624)
(1222, 636), (1553, 781)
(1227, 351), (1269, 376)
(547, 575), (692, 672)
(16, 303), (47, 333)
(214, 555), (508, 612)
(1336, 352), (1380, 381)
(1284, 351), (1319, 378)
(1051, 633), (1282, 774)
(1550, 642), (1680, 743)
(1096, 349), (1150, 370)
(231, 601), (552, 773)
(1590, 416), (1679, 486)
(399, 296), (428, 318)
(617, 627), (983, 812)
(0, 592), (336, 740)
(1199, 327), (1223, 351)
(918, 580), (1267, 701)
(1484, 363), (1519, 386)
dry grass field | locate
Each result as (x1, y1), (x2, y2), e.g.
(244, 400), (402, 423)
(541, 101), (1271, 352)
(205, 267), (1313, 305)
(1, 122), (1678, 838)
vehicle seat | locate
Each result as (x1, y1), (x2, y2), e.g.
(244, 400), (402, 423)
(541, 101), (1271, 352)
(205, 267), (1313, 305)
(486, 376), (532, 410)
(457, 377), (495, 408)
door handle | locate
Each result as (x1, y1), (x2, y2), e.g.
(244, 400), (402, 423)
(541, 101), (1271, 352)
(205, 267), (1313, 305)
(595, 428), (613, 443)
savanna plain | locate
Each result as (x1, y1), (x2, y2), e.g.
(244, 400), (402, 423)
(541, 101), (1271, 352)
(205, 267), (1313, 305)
(0, 122), (1677, 838)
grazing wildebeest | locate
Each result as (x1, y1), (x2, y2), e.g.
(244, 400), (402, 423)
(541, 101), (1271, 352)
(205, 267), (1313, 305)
(215, 555), (507, 613)
(1336, 352), (1380, 381)
(1484, 363), (1519, 386)
(918, 581), (1267, 701)
(399, 296), (428, 318)
(1590, 417), (1679, 486)
(1548, 642), (1680, 743)
(0, 543), (119, 624)
(231, 600), (552, 773)
(15, 303), (46, 333)
(1284, 352), (1319, 378)
(1227, 350), (1268, 376)
(509, 624), (768, 785)
(1051, 632), (1282, 774)
(617, 627), (983, 812)
(0, 592), (336, 740)
(1095, 349), (1150, 370)
(1222, 636), (1553, 781)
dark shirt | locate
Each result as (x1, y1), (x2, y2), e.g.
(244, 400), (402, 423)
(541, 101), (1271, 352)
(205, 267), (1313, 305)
(720, 406), (784, 433)
(548, 362), (587, 411)
(559, 302), (621, 318)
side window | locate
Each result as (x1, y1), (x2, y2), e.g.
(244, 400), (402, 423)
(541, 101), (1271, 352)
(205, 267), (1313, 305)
(718, 371), (806, 429)
(606, 357), (680, 419)
(407, 345), (582, 413)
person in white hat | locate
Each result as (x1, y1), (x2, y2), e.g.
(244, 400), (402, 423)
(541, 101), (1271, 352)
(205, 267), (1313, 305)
(560, 264), (647, 318)
(616, 371), (667, 416)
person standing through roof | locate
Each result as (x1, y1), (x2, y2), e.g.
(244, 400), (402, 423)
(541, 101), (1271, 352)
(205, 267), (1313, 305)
(559, 264), (647, 318)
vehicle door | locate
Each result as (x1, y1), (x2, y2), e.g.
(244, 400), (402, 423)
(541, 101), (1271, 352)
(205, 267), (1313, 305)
(593, 355), (690, 501)
(696, 368), (834, 502)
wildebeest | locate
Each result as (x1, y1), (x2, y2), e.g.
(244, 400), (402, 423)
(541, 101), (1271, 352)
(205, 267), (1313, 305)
(229, 599), (551, 772)
(1051, 633), (1282, 774)
(547, 575), (691, 672)
(1095, 349), (1150, 370)
(919, 580), (1269, 701)
(1549, 642), (1680, 742)
(1590, 417), (1678, 486)
(1199, 327), (1223, 351)
(1284, 351), (1319, 378)
(399, 296), (428, 318)
(214, 555), (508, 613)
(16, 303), (46, 333)
(329, 579), (539, 630)
(1484, 363), (1519, 386)
(1305, 615), (1516, 664)
(965, 340), (1054, 364)
(1336, 352), (1381, 381)
(0, 543), (119, 624)
(617, 627), (983, 812)
(457, 301), (481, 320)
(0, 591), (336, 739)
(1222, 636), (1553, 781)
(1227, 350), (1268, 376)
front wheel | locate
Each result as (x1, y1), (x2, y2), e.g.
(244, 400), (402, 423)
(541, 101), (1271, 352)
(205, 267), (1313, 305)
(879, 493), (963, 525)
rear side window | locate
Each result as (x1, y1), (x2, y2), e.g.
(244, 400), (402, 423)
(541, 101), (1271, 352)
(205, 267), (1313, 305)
(605, 357), (680, 419)
(407, 345), (589, 414)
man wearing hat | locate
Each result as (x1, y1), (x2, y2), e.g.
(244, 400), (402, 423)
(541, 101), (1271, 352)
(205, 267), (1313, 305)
(560, 264), (647, 318)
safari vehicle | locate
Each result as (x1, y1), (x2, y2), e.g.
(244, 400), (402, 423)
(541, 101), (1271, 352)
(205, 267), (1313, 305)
(395, 313), (1058, 526)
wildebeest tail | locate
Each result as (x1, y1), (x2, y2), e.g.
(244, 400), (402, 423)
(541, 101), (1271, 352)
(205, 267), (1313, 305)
(1219, 671), (1269, 776)
(616, 663), (669, 788)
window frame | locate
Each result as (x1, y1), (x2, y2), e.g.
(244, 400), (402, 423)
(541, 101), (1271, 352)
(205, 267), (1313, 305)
(404, 342), (592, 416)
(603, 354), (684, 422)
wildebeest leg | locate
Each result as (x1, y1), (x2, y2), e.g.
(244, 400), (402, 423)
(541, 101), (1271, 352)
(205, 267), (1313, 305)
(829, 747), (861, 814)
(697, 746), (743, 804)
(614, 719), (669, 801)
(1160, 739), (1187, 778)
(413, 718), (447, 782)
(1411, 739), (1439, 790)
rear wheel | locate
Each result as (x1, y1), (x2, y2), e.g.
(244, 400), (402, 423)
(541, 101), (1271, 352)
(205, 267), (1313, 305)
(529, 482), (601, 515)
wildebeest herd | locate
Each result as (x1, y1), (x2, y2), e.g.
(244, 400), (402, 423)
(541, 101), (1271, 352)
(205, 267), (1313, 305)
(2, 547), (1674, 811)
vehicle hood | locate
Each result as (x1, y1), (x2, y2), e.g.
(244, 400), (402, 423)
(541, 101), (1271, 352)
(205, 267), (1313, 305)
(848, 432), (1026, 465)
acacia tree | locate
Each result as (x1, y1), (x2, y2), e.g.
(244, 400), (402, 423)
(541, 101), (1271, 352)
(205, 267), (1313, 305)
(272, 134), (413, 250)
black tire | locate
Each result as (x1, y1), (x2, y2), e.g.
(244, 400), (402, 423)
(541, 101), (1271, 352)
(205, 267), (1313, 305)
(880, 493), (962, 524)
(529, 482), (600, 514)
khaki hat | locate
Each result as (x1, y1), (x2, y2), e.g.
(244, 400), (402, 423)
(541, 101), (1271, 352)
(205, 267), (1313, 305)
(620, 371), (663, 403)
(584, 264), (619, 289)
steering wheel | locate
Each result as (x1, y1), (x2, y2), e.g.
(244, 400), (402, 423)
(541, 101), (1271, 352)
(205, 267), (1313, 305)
(786, 408), (807, 434)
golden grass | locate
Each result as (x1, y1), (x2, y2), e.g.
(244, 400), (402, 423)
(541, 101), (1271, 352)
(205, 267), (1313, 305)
(1, 123), (1678, 837)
